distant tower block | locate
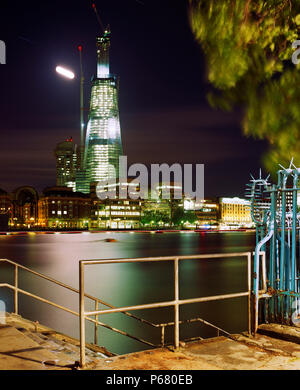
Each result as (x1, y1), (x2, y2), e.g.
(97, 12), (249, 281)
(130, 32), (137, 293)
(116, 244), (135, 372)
(54, 138), (77, 191)
(78, 28), (123, 193)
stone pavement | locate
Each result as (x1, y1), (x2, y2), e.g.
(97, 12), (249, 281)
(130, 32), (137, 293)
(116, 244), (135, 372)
(0, 313), (111, 370)
(0, 325), (70, 370)
(2, 313), (300, 370)
(88, 332), (300, 370)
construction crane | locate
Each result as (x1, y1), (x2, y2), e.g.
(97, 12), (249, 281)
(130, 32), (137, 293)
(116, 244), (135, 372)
(92, 1), (105, 34)
(77, 44), (84, 170)
(77, 1), (108, 170)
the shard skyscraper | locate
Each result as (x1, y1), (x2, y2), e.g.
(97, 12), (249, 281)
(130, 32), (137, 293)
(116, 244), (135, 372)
(76, 28), (123, 193)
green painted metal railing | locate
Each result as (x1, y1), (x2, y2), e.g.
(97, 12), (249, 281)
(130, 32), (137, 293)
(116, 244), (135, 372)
(246, 161), (300, 331)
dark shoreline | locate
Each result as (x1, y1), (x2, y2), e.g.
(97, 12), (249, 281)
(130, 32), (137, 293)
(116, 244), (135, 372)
(0, 228), (256, 235)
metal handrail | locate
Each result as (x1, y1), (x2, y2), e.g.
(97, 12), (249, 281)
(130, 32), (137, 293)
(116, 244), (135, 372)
(0, 282), (159, 349)
(0, 258), (160, 349)
(0, 280), (244, 350)
(0, 258), (157, 328)
(85, 291), (250, 317)
(157, 315), (235, 347)
(79, 251), (265, 367)
(0, 282), (158, 349)
(0, 283), (78, 316)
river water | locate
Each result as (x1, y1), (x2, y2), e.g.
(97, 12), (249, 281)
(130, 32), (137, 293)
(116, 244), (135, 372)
(0, 231), (256, 355)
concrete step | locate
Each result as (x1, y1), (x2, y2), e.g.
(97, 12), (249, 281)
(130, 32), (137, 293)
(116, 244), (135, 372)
(258, 323), (300, 344)
(0, 324), (72, 370)
(0, 313), (114, 370)
(6, 312), (113, 357)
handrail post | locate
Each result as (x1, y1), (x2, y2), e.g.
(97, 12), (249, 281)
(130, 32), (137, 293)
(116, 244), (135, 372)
(261, 251), (267, 292)
(94, 300), (98, 345)
(79, 261), (86, 368)
(14, 265), (18, 314)
(247, 252), (251, 336)
(174, 258), (179, 350)
(161, 325), (165, 347)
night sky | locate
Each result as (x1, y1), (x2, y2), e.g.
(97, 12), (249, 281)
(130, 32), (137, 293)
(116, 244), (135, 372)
(0, 0), (268, 198)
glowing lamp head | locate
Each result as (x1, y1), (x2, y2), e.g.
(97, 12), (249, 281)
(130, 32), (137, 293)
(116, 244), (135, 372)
(56, 66), (75, 80)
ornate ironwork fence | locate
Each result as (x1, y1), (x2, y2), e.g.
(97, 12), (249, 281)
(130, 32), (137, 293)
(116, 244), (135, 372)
(246, 160), (300, 331)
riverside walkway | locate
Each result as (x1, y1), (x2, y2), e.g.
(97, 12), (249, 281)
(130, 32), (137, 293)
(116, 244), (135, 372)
(2, 313), (300, 370)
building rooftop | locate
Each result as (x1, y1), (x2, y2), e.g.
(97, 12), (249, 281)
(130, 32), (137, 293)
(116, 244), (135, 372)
(42, 186), (89, 198)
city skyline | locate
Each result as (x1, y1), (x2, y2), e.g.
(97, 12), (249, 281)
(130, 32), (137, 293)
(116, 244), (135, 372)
(0, 0), (268, 198)
(0, 1), (299, 373)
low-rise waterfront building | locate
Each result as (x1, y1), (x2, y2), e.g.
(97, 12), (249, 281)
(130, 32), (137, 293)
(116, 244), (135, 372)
(0, 188), (12, 214)
(0, 188), (12, 230)
(179, 198), (219, 228)
(38, 187), (90, 229)
(185, 198), (219, 228)
(89, 181), (142, 229)
(90, 198), (142, 229)
(11, 186), (39, 229)
(219, 197), (253, 227)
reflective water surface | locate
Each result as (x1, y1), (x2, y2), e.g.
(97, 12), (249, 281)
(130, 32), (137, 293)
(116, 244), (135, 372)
(0, 231), (255, 354)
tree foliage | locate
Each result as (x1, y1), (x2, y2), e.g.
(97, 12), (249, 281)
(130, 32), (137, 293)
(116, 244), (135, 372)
(172, 208), (197, 225)
(140, 209), (170, 226)
(189, 0), (300, 172)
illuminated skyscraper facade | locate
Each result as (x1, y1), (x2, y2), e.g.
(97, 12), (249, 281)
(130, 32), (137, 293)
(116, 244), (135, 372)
(54, 138), (77, 191)
(76, 29), (123, 193)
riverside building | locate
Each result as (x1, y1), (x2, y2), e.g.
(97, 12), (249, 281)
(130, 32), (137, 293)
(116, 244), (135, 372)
(183, 198), (219, 228)
(0, 189), (12, 230)
(11, 186), (39, 229)
(219, 197), (253, 228)
(38, 187), (90, 229)
(89, 181), (141, 229)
